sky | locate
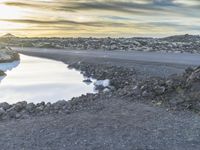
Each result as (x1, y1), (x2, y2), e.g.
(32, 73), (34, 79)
(0, 0), (199, 37)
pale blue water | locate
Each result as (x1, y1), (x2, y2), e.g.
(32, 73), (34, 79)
(0, 54), (96, 104)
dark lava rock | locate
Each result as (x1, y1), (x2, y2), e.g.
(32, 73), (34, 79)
(0, 108), (6, 117)
(7, 108), (17, 118)
(187, 67), (200, 83)
(159, 66), (200, 111)
(14, 101), (27, 112)
(83, 78), (92, 84)
(53, 100), (68, 110)
(37, 101), (45, 107)
(26, 103), (36, 113)
(153, 85), (166, 95)
(36, 105), (45, 112)
(0, 70), (6, 76)
(0, 102), (11, 111)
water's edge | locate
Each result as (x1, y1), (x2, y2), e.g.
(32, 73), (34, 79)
(0, 54), (107, 104)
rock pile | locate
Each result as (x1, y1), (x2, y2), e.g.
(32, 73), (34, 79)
(0, 100), (70, 120)
(68, 62), (137, 89)
(117, 66), (200, 112)
(164, 67), (200, 111)
(0, 92), (112, 120)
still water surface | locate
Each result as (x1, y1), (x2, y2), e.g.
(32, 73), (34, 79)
(0, 54), (96, 104)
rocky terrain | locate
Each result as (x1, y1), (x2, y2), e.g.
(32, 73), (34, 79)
(0, 46), (200, 149)
(0, 46), (20, 76)
(1, 59), (200, 121)
(2, 34), (200, 53)
(1, 34), (200, 149)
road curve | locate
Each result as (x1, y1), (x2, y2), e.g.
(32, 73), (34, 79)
(13, 47), (200, 66)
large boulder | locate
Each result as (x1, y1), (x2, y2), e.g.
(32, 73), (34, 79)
(0, 102), (11, 111)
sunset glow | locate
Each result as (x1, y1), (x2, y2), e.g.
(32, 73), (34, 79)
(0, 0), (200, 37)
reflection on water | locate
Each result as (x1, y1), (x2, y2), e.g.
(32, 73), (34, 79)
(0, 61), (20, 72)
(0, 76), (5, 83)
(0, 60), (20, 83)
(0, 54), (96, 104)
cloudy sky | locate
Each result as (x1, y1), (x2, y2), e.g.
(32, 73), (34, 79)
(0, 0), (199, 37)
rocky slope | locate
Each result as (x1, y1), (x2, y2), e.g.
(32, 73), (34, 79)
(2, 34), (200, 53)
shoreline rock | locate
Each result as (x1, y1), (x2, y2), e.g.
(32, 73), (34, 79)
(0, 70), (6, 76)
(0, 47), (20, 76)
(0, 47), (20, 63)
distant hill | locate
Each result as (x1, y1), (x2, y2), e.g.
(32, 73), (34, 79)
(1, 33), (17, 38)
(161, 34), (200, 42)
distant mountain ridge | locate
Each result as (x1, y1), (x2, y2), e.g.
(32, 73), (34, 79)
(161, 34), (200, 42)
(1, 33), (17, 38)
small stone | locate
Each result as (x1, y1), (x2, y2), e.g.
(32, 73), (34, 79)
(165, 79), (174, 88)
(0, 108), (6, 116)
(155, 101), (162, 106)
(7, 109), (17, 118)
(169, 98), (185, 106)
(53, 100), (68, 110)
(26, 103), (36, 113)
(153, 85), (166, 95)
(37, 101), (45, 107)
(142, 91), (150, 97)
(83, 79), (92, 84)
(15, 113), (21, 119)
(0, 102), (11, 110)
(44, 103), (52, 113)
(187, 68), (200, 82)
(13, 101), (27, 112)
(36, 105), (45, 111)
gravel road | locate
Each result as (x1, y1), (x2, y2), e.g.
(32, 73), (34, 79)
(13, 47), (196, 78)
(1, 47), (200, 150)
(13, 47), (200, 65)
(1, 98), (200, 150)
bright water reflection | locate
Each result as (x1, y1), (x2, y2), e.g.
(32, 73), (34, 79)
(0, 54), (96, 104)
